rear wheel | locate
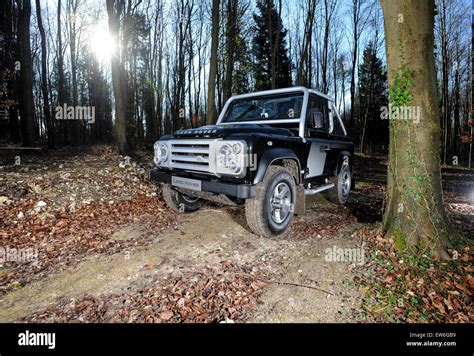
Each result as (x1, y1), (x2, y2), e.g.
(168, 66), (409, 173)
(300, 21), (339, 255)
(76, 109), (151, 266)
(162, 184), (204, 212)
(324, 162), (351, 204)
(245, 166), (296, 237)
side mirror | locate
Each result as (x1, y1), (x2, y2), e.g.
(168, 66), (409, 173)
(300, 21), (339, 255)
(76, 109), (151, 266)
(310, 111), (324, 130)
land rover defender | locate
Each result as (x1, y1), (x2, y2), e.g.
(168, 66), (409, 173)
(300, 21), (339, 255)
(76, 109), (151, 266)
(150, 86), (354, 237)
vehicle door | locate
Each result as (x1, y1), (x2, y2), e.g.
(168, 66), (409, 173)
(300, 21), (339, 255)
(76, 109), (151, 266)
(304, 94), (333, 178)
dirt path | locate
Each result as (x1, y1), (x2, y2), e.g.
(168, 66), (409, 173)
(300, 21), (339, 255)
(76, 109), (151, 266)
(247, 234), (364, 323)
(1, 149), (471, 323)
(0, 194), (366, 323)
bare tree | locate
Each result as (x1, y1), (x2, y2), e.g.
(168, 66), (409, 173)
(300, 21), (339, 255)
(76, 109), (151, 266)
(347, 0), (371, 134)
(296, 0), (316, 86)
(270, 0), (282, 89)
(321, 0), (337, 93)
(437, 0), (450, 164)
(206, 0), (220, 124)
(35, 0), (54, 148)
(17, 0), (36, 146)
(107, 0), (129, 154)
(57, 0), (69, 145)
(223, 0), (237, 102)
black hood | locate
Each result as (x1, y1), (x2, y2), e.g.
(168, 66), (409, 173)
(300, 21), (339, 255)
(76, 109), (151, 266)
(172, 124), (295, 139)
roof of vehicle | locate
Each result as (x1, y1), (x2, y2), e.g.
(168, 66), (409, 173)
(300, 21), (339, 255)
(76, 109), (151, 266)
(216, 86), (346, 139)
(226, 86), (335, 103)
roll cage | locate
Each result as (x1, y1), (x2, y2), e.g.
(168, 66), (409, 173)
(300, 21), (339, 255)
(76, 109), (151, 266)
(216, 86), (347, 140)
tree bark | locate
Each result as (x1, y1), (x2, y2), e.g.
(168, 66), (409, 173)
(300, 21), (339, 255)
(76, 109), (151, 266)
(438, 0), (450, 164)
(67, 0), (80, 145)
(17, 0), (35, 146)
(176, 0), (186, 129)
(107, 0), (129, 155)
(321, 0), (335, 94)
(57, 0), (69, 145)
(270, 0), (282, 89)
(349, 0), (364, 136)
(223, 0), (237, 102)
(1, 0), (21, 141)
(35, 0), (54, 148)
(380, 0), (451, 260)
(206, 0), (219, 125)
(296, 0), (316, 86)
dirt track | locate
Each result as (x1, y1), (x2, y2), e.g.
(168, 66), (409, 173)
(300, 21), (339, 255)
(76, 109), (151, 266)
(2, 148), (470, 323)
(0, 194), (366, 323)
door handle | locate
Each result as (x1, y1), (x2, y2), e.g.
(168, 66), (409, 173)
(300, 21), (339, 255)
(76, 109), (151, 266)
(323, 145), (331, 152)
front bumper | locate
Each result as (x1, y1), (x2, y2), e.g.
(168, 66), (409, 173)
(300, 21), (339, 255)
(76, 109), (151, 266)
(149, 169), (256, 199)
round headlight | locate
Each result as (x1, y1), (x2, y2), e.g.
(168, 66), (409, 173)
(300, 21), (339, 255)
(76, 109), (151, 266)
(154, 142), (168, 166)
(160, 144), (169, 162)
(218, 144), (232, 167)
(154, 142), (161, 165)
(232, 143), (242, 154)
(229, 159), (241, 173)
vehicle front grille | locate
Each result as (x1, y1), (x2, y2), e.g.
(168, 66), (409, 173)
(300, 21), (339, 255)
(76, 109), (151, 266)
(169, 140), (212, 173)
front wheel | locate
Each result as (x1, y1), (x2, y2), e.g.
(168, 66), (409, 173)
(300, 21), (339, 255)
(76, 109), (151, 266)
(324, 163), (351, 204)
(245, 166), (296, 237)
(161, 184), (204, 212)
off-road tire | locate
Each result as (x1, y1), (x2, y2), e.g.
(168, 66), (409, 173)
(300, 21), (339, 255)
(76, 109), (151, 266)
(162, 184), (204, 212)
(324, 163), (351, 204)
(245, 166), (296, 237)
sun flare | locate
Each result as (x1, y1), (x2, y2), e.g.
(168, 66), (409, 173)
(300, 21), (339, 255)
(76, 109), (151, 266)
(89, 26), (115, 62)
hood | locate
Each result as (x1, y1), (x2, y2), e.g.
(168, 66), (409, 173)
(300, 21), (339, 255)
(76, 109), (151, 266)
(172, 124), (295, 139)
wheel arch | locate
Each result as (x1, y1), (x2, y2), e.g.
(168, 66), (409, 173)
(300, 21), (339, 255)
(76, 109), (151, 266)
(334, 150), (353, 175)
(253, 149), (302, 185)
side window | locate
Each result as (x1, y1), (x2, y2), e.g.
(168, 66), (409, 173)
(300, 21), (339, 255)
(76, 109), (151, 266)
(330, 104), (347, 136)
(306, 97), (328, 133)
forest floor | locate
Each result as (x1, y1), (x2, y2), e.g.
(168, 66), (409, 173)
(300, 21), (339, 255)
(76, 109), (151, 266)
(0, 145), (472, 323)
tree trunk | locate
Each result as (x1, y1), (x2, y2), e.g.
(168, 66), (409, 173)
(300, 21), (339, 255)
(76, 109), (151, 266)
(176, 0), (186, 129)
(360, 52), (375, 154)
(1, 0), (21, 142)
(321, 0), (335, 94)
(35, 0), (54, 148)
(57, 0), (68, 145)
(349, 0), (361, 136)
(439, 0), (449, 164)
(469, 124), (473, 169)
(107, 0), (129, 155)
(67, 0), (80, 145)
(223, 0), (236, 102)
(17, 0), (35, 146)
(296, 0), (316, 86)
(381, 0), (451, 260)
(270, 0), (282, 89)
(156, 3), (164, 136)
(206, 0), (219, 125)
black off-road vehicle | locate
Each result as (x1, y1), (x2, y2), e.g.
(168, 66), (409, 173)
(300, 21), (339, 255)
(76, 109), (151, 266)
(150, 87), (354, 237)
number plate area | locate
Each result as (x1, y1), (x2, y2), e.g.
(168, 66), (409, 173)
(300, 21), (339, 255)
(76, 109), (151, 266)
(171, 176), (202, 191)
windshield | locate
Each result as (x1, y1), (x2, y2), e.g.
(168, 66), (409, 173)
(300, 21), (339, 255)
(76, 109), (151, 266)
(222, 93), (304, 123)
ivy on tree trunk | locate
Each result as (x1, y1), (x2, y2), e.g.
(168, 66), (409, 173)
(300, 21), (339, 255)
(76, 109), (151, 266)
(380, 0), (452, 260)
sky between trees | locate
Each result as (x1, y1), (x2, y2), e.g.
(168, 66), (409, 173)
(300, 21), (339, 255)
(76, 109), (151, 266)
(0, 0), (471, 165)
